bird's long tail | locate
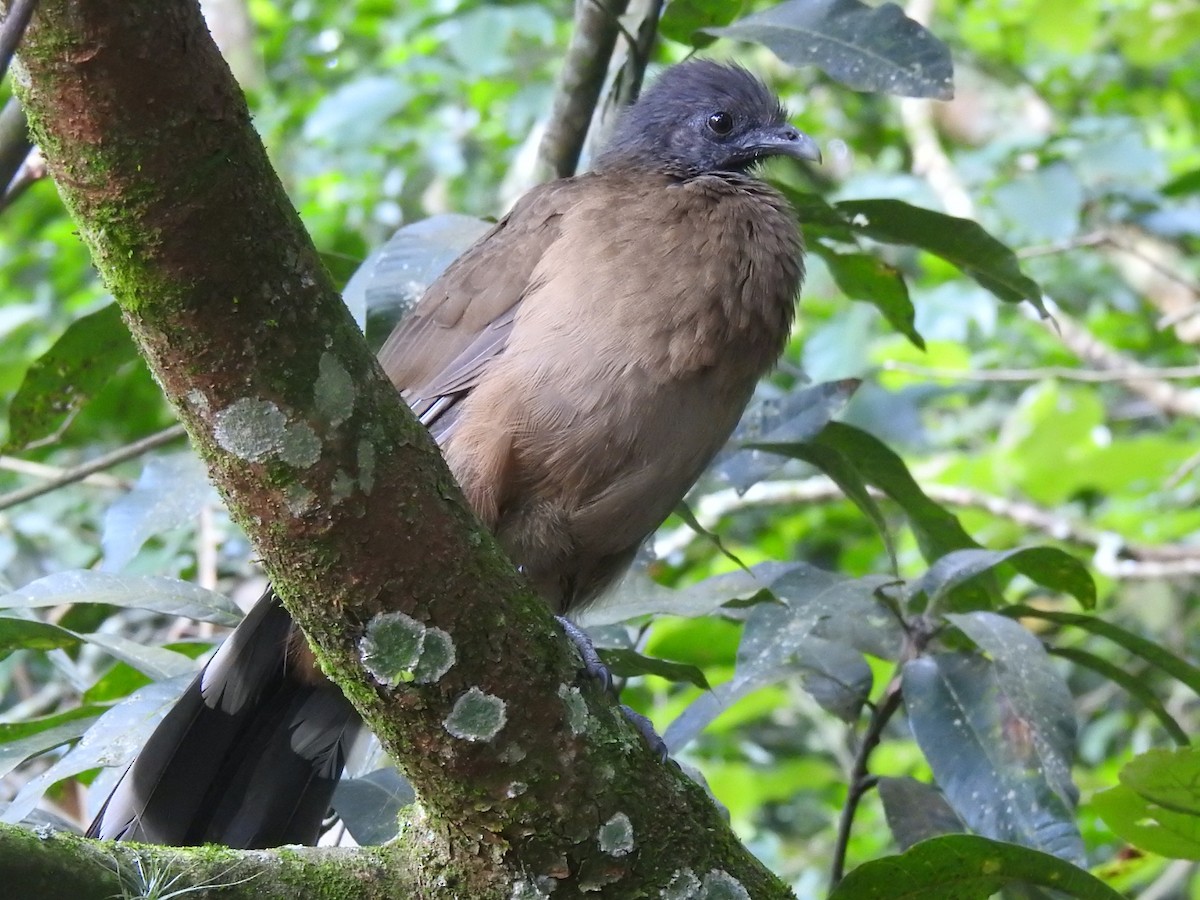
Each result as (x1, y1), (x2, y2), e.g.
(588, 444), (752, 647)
(87, 589), (361, 848)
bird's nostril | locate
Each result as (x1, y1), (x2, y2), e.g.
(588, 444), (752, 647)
(784, 127), (800, 140)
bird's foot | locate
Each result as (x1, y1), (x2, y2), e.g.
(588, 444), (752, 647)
(555, 616), (670, 760)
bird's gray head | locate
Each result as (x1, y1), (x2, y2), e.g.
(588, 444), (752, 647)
(594, 60), (821, 178)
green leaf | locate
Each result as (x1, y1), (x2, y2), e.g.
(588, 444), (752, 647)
(0, 572), (242, 627)
(598, 648), (710, 690)
(877, 777), (966, 851)
(811, 422), (993, 609)
(830, 834), (1124, 899)
(1051, 646), (1189, 747)
(4, 302), (138, 451)
(0, 616), (79, 658)
(913, 547), (1095, 611)
(835, 199), (1045, 311)
(1003, 605), (1200, 698)
(1162, 168), (1200, 197)
(660, 0), (742, 48)
(746, 438), (897, 571)
(0, 708), (103, 780)
(1120, 747), (1200, 817)
(810, 243), (924, 349)
(709, 0), (954, 99)
(1093, 783), (1200, 861)
(903, 650), (1083, 863)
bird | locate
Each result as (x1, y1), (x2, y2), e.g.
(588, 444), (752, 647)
(86, 59), (819, 849)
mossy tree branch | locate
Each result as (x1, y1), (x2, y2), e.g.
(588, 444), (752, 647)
(2, 0), (793, 896)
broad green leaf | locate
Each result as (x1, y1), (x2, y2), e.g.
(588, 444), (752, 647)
(810, 243), (923, 349)
(2, 677), (189, 827)
(0, 571), (242, 626)
(333, 767), (416, 846)
(0, 616), (79, 658)
(660, 0), (742, 48)
(830, 834), (1124, 899)
(1119, 747), (1200, 817)
(835, 199), (1044, 311)
(1003, 605), (1200, 698)
(903, 651), (1084, 864)
(811, 422), (993, 609)
(101, 452), (213, 571)
(598, 648), (711, 690)
(720, 378), (860, 491)
(1093, 783), (1200, 861)
(913, 547), (1095, 611)
(0, 713), (101, 780)
(746, 437), (897, 571)
(4, 302), (138, 450)
(710, 0), (953, 99)
(877, 777), (966, 851)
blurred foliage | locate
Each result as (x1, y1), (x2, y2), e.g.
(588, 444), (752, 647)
(1, 0), (1199, 896)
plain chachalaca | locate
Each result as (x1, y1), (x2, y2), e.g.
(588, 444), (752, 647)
(86, 60), (819, 848)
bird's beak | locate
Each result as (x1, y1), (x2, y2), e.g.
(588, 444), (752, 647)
(749, 124), (822, 165)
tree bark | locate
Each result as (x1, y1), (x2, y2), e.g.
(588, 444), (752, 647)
(2, 1), (794, 896)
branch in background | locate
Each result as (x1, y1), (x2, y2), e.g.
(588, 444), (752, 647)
(898, 0), (974, 219)
(538, 0), (630, 179)
(0, 97), (32, 200)
(1035, 301), (1200, 418)
(0, 425), (186, 511)
(882, 360), (1200, 382)
(0, 0), (39, 82)
(656, 478), (1200, 580)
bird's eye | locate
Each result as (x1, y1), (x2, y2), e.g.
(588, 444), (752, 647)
(707, 111), (733, 135)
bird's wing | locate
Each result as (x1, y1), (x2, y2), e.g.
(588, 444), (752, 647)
(377, 178), (587, 441)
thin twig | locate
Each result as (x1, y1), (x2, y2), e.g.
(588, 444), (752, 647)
(0, 424), (187, 511)
(882, 360), (1200, 382)
(537, 0), (630, 179)
(0, 454), (128, 488)
(0, 0), (39, 82)
(829, 677), (904, 886)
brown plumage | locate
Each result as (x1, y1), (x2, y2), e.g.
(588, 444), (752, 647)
(88, 60), (817, 848)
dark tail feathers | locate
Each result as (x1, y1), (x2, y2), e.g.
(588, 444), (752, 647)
(87, 589), (362, 848)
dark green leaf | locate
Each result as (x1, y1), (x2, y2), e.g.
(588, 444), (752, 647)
(709, 0), (953, 99)
(1003, 605), (1200, 697)
(673, 500), (747, 571)
(835, 199), (1044, 310)
(660, 0), (742, 48)
(877, 777), (966, 851)
(5, 302), (138, 450)
(830, 834), (1124, 899)
(1051, 646), (1189, 746)
(812, 422), (994, 609)
(811, 243), (924, 349)
(599, 648), (711, 690)
(333, 767), (416, 846)
(1162, 168), (1200, 197)
(0, 616), (79, 658)
(914, 547), (1095, 611)
(747, 437), (897, 571)
(720, 378), (860, 491)
(903, 651), (1084, 864)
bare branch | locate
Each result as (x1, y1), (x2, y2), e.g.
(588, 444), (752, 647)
(0, 0), (39, 82)
(881, 360), (1200, 382)
(0, 425), (186, 511)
